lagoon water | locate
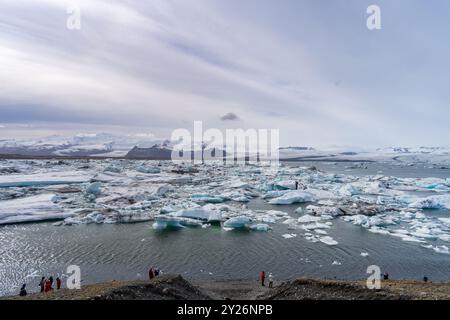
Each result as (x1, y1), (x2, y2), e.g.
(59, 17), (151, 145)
(0, 162), (449, 297)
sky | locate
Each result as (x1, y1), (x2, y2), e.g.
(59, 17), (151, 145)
(0, 0), (449, 147)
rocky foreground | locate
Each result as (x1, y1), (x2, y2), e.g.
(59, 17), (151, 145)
(7, 275), (450, 300)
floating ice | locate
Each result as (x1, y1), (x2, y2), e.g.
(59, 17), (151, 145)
(152, 216), (185, 230)
(268, 190), (315, 205)
(137, 166), (161, 174)
(86, 182), (101, 196)
(0, 194), (73, 225)
(274, 180), (298, 190)
(282, 233), (297, 239)
(0, 171), (89, 188)
(297, 214), (322, 223)
(319, 236), (338, 246)
(171, 207), (222, 223)
(191, 194), (227, 203)
(432, 245), (449, 254)
(223, 216), (252, 229)
(408, 195), (450, 209)
(249, 224), (271, 231)
(262, 190), (290, 200)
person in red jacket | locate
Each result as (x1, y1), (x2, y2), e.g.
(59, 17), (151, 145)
(260, 271), (265, 287)
(44, 279), (52, 292)
(56, 277), (62, 290)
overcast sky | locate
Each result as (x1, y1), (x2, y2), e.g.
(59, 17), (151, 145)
(0, 0), (449, 147)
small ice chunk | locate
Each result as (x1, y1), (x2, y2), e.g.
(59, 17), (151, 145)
(319, 236), (338, 246)
(249, 224), (271, 232)
(432, 245), (449, 254)
(86, 182), (101, 196)
(297, 214), (322, 224)
(137, 166), (161, 174)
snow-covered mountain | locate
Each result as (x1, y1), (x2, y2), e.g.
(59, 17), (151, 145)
(0, 133), (161, 157)
(1, 134), (449, 165)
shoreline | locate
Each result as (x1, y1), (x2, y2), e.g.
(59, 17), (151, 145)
(5, 274), (450, 300)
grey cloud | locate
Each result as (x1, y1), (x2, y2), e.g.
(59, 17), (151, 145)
(220, 112), (240, 121)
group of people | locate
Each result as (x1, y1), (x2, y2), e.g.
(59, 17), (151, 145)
(18, 275), (62, 297)
(39, 276), (62, 293)
(260, 271), (274, 288)
(148, 267), (161, 280)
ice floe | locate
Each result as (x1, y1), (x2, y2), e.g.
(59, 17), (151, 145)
(0, 194), (73, 225)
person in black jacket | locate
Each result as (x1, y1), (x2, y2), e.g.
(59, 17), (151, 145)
(19, 284), (27, 297)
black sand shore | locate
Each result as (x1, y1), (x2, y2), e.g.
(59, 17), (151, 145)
(5, 275), (450, 300)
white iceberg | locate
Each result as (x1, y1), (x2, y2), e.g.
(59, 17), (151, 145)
(171, 207), (222, 223)
(319, 236), (338, 246)
(86, 182), (101, 196)
(249, 224), (272, 231)
(297, 214), (322, 223)
(268, 190), (315, 205)
(223, 216), (252, 229)
(0, 194), (73, 225)
(0, 171), (89, 188)
(408, 195), (450, 209)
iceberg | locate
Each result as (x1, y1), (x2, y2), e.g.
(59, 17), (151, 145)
(297, 214), (322, 223)
(249, 224), (272, 231)
(262, 190), (290, 199)
(319, 236), (338, 246)
(86, 182), (101, 196)
(432, 245), (449, 254)
(0, 194), (73, 225)
(223, 216), (252, 229)
(152, 214), (205, 230)
(0, 171), (89, 188)
(191, 194), (227, 203)
(408, 195), (450, 209)
(137, 166), (161, 174)
(268, 190), (315, 205)
(171, 208), (222, 223)
(274, 180), (298, 190)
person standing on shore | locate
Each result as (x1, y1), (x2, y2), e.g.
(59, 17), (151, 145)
(56, 277), (62, 290)
(149, 267), (155, 280)
(260, 271), (265, 287)
(268, 273), (273, 288)
(44, 278), (52, 292)
(39, 277), (45, 293)
(19, 284), (27, 297)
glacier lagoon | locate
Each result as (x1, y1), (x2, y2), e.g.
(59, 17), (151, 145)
(0, 159), (449, 297)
